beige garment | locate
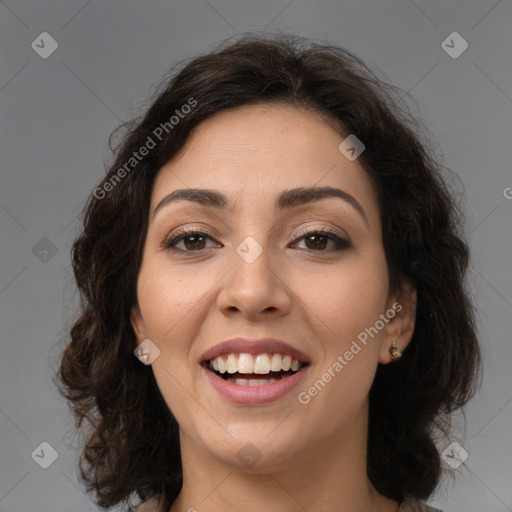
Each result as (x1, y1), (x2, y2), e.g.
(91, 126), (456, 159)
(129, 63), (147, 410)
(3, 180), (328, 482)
(132, 495), (445, 512)
(398, 496), (445, 512)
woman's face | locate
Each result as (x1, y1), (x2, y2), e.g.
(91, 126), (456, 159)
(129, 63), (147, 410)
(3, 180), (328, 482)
(131, 102), (416, 471)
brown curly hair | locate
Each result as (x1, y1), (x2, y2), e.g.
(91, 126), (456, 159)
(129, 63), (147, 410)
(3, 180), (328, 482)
(54, 33), (482, 511)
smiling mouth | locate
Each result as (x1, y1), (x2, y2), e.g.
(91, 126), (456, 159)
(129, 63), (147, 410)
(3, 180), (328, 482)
(202, 353), (309, 386)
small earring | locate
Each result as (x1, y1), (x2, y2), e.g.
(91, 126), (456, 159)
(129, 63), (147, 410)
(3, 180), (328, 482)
(389, 342), (402, 360)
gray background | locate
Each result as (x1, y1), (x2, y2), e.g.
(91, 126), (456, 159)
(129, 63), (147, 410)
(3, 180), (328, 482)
(0, 1), (511, 511)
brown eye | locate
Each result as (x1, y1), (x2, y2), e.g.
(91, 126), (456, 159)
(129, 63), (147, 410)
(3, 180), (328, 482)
(291, 228), (350, 252)
(163, 229), (220, 253)
(162, 227), (350, 255)
(303, 233), (329, 250)
(181, 234), (207, 251)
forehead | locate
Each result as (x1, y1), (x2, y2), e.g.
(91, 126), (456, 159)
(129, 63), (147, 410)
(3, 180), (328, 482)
(151, 103), (379, 226)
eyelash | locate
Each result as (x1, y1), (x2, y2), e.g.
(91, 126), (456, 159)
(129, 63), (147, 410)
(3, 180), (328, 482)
(161, 225), (350, 255)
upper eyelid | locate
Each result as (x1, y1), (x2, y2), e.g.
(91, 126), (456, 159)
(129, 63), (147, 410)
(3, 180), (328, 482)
(163, 215), (349, 235)
(166, 223), (345, 238)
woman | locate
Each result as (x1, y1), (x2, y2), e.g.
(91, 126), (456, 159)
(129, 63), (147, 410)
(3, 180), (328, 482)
(56, 34), (482, 512)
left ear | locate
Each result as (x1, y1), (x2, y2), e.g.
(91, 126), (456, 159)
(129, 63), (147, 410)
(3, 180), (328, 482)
(379, 277), (417, 364)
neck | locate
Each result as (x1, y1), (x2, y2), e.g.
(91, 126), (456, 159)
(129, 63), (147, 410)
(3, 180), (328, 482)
(169, 399), (398, 512)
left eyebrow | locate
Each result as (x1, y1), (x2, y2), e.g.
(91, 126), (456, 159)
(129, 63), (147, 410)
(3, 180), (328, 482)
(153, 186), (369, 227)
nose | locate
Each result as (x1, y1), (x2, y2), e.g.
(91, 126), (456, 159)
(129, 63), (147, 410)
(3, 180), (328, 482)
(216, 240), (292, 321)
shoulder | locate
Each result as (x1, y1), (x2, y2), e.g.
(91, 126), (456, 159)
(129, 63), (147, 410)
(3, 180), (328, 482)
(398, 497), (445, 512)
(130, 495), (163, 512)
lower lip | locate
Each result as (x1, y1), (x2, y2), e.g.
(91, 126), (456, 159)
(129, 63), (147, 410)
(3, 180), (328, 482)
(201, 364), (309, 405)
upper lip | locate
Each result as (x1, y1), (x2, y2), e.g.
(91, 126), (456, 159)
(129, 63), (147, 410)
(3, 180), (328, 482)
(200, 337), (311, 364)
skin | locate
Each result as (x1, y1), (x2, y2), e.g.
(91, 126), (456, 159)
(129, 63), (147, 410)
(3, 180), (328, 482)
(131, 103), (417, 512)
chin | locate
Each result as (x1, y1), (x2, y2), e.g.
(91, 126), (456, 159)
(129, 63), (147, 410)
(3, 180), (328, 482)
(199, 427), (306, 472)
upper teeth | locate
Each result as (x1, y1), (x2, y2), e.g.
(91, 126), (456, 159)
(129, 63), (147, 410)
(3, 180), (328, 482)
(209, 353), (304, 374)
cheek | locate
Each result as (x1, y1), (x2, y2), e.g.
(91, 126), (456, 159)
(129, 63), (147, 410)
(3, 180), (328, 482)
(135, 263), (192, 379)
(296, 254), (389, 342)
(298, 255), (388, 412)
(136, 263), (204, 424)
(136, 259), (210, 337)
(296, 268), (386, 425)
